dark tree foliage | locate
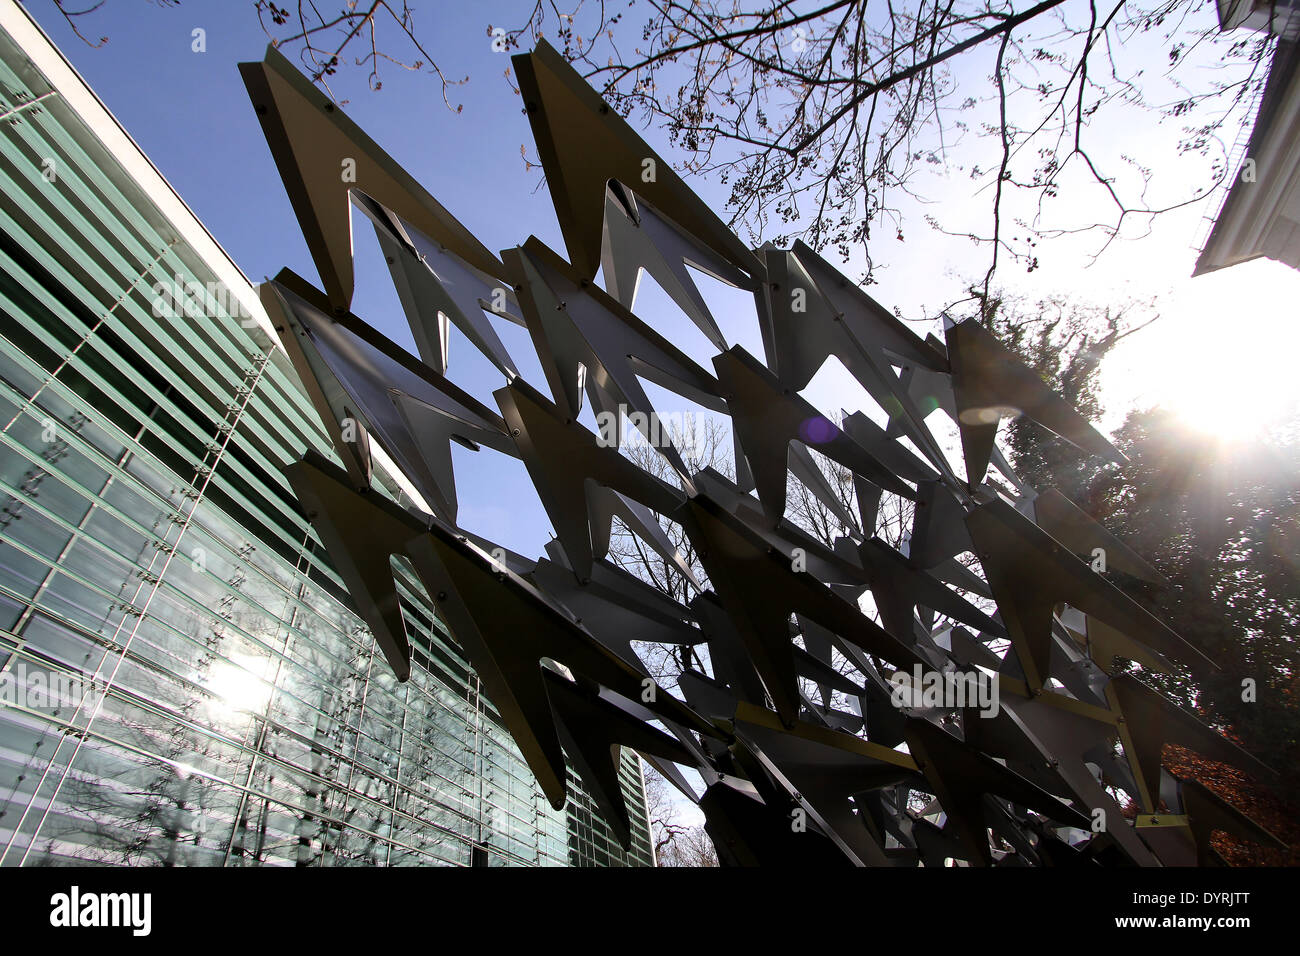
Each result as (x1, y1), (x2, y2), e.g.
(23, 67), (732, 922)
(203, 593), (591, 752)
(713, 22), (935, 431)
(999, 299), (1300, 860)
(980, 288), (1155, 495)
(1091, 410), (1300, 779)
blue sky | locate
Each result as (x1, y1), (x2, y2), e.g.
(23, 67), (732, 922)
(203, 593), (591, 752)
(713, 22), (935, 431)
(24, 0), (1300, 561)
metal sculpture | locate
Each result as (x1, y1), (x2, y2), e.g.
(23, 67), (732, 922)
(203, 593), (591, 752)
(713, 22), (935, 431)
(240, 41), (1284, 866)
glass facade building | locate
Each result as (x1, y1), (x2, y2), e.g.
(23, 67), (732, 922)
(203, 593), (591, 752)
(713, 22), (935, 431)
(0, 4), (652, 867)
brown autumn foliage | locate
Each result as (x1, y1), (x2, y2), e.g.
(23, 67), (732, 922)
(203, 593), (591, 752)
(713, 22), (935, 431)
(1161, 744), (1300, 866)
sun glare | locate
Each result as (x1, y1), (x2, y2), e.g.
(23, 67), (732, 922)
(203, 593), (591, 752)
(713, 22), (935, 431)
(206, 653), (275, 719)
(1104, 260), (1300, 442)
